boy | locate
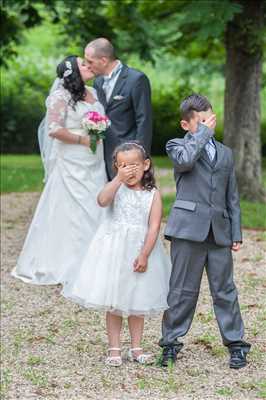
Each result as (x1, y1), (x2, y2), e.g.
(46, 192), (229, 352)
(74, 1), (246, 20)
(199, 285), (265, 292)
(160, 94), (251, 369)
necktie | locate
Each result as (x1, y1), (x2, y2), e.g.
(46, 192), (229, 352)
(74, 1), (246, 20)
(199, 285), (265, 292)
(205, 139), (216, 161)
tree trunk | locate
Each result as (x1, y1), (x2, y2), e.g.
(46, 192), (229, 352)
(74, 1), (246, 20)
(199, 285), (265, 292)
(224, 0), (266, 202)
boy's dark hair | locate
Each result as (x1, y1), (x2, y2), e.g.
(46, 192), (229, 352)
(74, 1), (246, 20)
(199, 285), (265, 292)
(112, 141), (156, 191)
(180, 94), (212, 121)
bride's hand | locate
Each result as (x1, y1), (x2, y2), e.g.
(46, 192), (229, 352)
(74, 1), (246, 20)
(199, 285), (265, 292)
(80, 136), (91, 147)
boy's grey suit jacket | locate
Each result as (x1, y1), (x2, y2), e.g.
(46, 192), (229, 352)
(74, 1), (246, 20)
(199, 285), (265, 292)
(93, 64), (152, 179)
(165, 124), (242, 247)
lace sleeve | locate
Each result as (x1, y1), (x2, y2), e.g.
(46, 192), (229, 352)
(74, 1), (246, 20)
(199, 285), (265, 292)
(46, 89), (69, 134)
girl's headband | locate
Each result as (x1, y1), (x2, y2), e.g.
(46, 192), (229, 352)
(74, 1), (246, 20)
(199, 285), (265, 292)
(123, 142), (146, 154)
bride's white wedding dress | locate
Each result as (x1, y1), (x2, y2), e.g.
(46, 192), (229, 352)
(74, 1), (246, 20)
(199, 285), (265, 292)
(12, 85), (107, 285)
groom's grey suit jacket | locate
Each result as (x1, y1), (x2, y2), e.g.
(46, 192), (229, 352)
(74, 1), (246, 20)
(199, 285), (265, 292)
(165, 124), (242, 247)
(93, 64), (152, 179)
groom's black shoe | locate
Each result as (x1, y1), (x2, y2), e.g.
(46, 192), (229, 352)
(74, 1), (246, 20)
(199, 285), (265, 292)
(160, 344), (183, 367)
(229, 348), (248, 369)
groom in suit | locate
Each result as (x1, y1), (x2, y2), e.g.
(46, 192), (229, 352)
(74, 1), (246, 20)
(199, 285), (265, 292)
(159, 94), (251, 369)
(84, 38), (152, 180)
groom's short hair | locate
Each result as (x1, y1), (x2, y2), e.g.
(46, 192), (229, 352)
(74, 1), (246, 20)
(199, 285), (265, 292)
(180, 94), (212, 121)
(86, 38), (115, 60)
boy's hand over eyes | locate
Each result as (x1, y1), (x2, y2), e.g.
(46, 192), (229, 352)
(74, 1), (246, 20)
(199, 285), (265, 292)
(202, 114), (216, 131)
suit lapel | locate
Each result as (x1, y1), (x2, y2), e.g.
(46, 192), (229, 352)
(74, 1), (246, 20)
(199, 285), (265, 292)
(213, 140), (225, 171)
(106, 65), (128, 108)
(201, 148), (213, 167)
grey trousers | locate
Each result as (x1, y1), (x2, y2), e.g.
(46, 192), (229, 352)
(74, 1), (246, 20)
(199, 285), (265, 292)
(160, 233), (249, 350)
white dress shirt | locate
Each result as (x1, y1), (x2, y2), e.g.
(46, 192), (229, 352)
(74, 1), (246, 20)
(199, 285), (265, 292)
(102, 60), (123, 102)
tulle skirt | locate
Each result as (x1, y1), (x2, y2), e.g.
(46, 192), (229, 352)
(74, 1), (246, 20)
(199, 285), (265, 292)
(62, 221), (172, 316)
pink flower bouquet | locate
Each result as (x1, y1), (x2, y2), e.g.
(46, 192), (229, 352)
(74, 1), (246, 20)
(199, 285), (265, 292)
(81, 111), (110, 154)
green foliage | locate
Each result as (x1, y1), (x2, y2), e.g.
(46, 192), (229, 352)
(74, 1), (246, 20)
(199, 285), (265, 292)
(1, 1), (266, 156)
(55, 0), (115, 48)
(0, 20), (80, 154)
(128, 54), (225, 154)
(1, 72), (45, 153)
(0, 0), (56, 65)
(103, 0), (243, 60)
(152, 86), (185, 155)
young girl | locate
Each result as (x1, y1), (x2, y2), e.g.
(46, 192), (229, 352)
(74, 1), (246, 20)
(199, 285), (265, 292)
(62, 142), (172, 366)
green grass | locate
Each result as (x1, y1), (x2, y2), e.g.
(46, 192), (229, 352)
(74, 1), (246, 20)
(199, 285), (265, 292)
(216, 387), (233, 396)
(1, 154), (266, 229)
(153, 156), (174, 169)
(1, 155), (43, 193)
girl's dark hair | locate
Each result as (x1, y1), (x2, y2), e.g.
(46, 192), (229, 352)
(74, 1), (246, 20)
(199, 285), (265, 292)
(56, 55), (86, 108)
(112, 141), (156, 191)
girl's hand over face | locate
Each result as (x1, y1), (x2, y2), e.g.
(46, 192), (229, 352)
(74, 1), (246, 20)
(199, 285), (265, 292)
(117, 163), (137, 183)
(133, 253), (148, 273)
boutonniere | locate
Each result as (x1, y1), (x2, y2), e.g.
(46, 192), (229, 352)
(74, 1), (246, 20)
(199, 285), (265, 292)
(113, 95), (125, 100)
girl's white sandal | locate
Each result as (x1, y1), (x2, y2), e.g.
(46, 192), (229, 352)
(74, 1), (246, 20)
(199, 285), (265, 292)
(127, 347), (153, 365)
(105, 347), (122, 367)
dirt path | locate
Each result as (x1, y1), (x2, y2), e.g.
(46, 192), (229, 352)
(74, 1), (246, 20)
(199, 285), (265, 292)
(1, 193), (266, 400)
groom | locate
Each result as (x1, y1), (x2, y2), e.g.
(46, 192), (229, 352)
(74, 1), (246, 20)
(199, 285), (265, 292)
(85, 38), (153, 180)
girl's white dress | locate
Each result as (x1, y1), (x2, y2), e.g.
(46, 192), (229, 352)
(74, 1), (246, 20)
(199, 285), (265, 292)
(12, 86), (107, 285)
(62, 184), (172, 316)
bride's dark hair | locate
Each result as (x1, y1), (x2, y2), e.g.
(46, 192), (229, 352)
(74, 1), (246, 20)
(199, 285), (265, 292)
(56, 55), (86, 108)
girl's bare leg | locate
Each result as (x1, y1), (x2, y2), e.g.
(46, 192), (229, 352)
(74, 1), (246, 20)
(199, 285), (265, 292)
(128, 315), (144, 357)
(106, 312), (123, 356)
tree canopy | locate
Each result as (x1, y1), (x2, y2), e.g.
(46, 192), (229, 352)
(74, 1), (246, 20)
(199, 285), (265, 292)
(1, 0), (266, 200)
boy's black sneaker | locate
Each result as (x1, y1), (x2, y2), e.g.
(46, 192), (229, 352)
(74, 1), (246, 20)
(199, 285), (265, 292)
(229, 348), (248, 369)
(160, 344), (182, 367)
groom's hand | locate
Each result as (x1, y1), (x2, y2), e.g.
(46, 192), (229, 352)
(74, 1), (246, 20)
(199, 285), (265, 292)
(133, 254), (148, 273)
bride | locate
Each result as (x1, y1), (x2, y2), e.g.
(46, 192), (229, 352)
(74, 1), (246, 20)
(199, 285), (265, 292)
(12, 55), (107, 285)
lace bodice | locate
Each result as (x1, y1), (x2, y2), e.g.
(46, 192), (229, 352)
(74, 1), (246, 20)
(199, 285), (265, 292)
(111, 185), (156, 229)
(46, 86), (105, 135)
